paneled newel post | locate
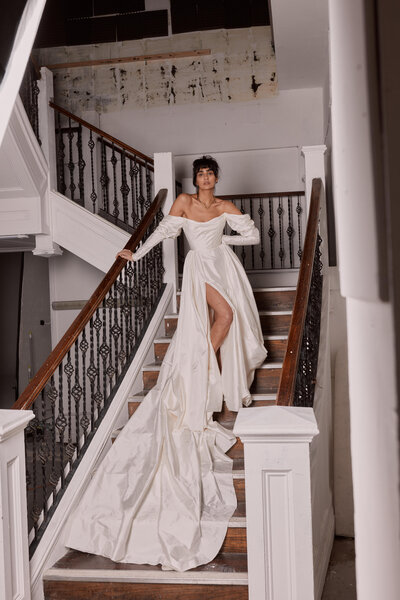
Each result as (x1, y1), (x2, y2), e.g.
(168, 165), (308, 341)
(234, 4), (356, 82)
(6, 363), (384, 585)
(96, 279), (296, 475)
(0, 409), (34, 600)
(234, 406), (319, 600)
(154, 152), (179, 312)
(34, 66), (62, 257)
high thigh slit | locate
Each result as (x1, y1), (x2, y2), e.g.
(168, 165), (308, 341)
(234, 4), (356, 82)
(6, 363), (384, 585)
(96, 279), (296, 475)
(66, 212), (267, 571)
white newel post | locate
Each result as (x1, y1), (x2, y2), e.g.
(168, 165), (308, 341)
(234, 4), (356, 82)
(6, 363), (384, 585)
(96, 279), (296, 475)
(234, 406), (319, 600)
(34, 66), (62, 257)
(0, 410), (35, 600)
(154, 152), (179, 313)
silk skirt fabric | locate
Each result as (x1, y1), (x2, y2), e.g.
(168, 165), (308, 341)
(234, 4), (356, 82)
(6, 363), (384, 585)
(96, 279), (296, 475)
(66, 213), (267, 571)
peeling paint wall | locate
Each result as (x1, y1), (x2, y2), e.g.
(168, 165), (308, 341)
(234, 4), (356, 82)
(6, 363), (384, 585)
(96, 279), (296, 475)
(36, 27), (276, 114)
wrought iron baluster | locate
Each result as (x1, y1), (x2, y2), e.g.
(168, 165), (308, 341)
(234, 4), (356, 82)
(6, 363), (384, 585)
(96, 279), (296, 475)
(126, 262), (135, 352)
(100, 138), (110, 215)
(297, 194), (303, 261)
(73, 340), (83, 456)
(93, 308), (103, 416)
(88, 130), (97, 212)
(111, 282), (120, 380)
(56, 363), (66, 488)
(77, 124), (86, 205)
(105, 292), (114, 387)
(48, 376), (58, 495)
(138, 163), (145, 219)
(67, 118), (76, 201)
(268, 198), (275, 269)
(100, 300), (110, 403)
(56, 112), (66, 195)
(145, 161), (152, 211)
(64, 351), (74, 466)
(277, 197), (284, 268)
(287, 195), (294, 268)
(130, 158), (140, 229)
(80, 330), (89, 440)
(258, 197), (266, 269)
(120, 150), (130, 228)
(111, 144), (119, 222)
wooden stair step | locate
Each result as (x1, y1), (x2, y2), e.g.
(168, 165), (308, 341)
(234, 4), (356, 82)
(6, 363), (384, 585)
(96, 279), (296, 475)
(142, 362), (282, 394)
(43, 551), (248, 600)
(154, 334), (288, 362)
(165, 311), (291, 337)
(176, 287), (296, 312)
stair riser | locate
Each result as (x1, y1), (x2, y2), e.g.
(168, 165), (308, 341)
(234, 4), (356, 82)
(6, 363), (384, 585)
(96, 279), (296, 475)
(143, 368), (281, 394)
(177, 289), (296, 312)
(234, 478), (245, 503)
(154, 339), (287, 362)
(221, 527), (247, 553)
(44, 581), (248, 600)
(165, 314), (291, 337)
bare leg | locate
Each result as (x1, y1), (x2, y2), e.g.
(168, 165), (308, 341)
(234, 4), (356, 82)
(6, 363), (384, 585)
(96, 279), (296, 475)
(205, 284), (233, 353)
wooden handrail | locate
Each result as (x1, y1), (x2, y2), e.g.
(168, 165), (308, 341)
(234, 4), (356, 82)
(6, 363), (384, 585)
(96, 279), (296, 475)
(13, 188), (167, 411)
(218, 191), (304, 200)
(49, 102), (154, 166)
(276, 178), (322, 406)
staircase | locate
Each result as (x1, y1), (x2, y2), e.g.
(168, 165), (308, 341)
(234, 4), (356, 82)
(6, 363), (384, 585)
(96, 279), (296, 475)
(42, 286), (296, 599)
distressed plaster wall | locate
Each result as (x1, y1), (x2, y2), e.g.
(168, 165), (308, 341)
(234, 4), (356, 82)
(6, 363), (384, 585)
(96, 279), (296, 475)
(37, 27), (276, 113)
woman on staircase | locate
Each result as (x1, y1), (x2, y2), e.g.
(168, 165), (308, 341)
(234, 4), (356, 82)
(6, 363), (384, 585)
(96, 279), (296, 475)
(66, 155), (267, 571)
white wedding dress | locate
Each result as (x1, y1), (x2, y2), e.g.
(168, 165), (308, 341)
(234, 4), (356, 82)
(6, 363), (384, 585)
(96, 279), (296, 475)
(66, 212), (267, 571)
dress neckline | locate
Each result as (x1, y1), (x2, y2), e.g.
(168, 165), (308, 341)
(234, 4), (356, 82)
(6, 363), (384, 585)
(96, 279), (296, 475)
(180, 213), (226, 224)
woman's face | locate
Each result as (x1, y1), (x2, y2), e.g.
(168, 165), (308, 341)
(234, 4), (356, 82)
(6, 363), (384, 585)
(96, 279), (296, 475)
(196, 167), (217, 190)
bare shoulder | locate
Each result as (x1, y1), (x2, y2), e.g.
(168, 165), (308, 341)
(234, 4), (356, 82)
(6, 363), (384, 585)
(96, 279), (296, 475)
(169, 193), (191, 216)
(219, 200), (242, 215)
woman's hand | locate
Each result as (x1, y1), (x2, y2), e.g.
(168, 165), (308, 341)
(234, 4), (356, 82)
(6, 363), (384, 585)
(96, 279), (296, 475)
(116, 249), (134, 261)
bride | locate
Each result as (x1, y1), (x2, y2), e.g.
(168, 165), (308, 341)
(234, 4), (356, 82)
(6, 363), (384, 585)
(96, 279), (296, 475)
(66, 155), (267, 571)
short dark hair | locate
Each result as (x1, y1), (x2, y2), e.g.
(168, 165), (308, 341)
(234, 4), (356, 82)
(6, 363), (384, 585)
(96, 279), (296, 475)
(192, 155), (220, 187)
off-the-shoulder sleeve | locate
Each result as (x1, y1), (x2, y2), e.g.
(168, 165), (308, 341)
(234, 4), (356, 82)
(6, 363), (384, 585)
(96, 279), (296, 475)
(222, 213), (260, 246)
(132, 214), (183, 261)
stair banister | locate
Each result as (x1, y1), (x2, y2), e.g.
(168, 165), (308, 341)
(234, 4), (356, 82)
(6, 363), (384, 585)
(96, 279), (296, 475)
(276, 177), (322, 406)
(49, 101), (154, 167)
(13, 188), (167, 557)
(13, 188), (166, 412)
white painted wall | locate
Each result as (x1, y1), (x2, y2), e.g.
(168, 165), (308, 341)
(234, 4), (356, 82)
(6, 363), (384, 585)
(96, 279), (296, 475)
(329, 1), (400, 598)
(48, 251), (104, 347)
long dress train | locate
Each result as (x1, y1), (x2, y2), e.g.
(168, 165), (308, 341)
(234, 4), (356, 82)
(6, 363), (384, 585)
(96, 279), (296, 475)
(66, 212), (267, 571)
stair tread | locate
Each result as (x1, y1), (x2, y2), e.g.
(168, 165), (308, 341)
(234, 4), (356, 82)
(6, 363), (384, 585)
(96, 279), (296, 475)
(45, 550), (248, 584)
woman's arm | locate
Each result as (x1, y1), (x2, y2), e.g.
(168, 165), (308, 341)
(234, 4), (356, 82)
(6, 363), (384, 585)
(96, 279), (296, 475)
(222, 212), (260, 246)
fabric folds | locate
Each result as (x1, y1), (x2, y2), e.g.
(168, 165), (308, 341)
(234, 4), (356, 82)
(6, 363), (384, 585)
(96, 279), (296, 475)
(66, 211), (267, 571)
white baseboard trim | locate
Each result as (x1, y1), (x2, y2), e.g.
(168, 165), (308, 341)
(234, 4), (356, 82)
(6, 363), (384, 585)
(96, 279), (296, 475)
(314, 506), (335, 600)
(30, 283), (173, 600)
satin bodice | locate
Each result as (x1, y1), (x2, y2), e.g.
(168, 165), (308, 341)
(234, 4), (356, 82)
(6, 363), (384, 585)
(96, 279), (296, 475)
(182, 214), (226, 252)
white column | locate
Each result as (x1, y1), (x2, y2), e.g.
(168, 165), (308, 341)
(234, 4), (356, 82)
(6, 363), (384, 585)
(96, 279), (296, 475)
(154, 152), (178, 313)
(234, 406), (319, 600)
(34, 66), (62, 257)
(301, 145), (327, 214)
(0, 409), (35, 600)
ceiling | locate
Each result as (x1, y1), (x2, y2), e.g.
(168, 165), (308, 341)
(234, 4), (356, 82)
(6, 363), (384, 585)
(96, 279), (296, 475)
(34, 0), (270, 48)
